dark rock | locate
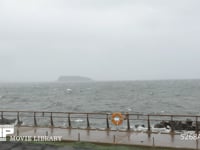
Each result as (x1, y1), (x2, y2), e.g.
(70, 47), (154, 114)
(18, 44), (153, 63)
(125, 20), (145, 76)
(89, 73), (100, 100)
(0, 118), (16, 124)
(154, 119), (196, 131)
(154, 123), (165, 128)
(192, 121), (200, 131)
(154, 121), (170, 128)
(135, 124), (145, 128)
(186, 118), (193, 126)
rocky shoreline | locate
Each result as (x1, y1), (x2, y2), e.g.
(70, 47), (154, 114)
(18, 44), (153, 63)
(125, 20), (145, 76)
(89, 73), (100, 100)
(154, 118), (197, 131)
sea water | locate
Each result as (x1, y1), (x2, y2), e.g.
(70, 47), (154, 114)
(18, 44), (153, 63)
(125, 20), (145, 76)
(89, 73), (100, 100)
(0, 79), (200, 115)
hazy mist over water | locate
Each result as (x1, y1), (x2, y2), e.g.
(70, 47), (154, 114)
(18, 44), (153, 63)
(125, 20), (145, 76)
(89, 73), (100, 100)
(0, 80), (200, 115)
(0, 0), (200, 82)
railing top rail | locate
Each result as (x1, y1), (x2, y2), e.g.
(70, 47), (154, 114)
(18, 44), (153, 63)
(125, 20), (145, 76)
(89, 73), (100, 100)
(0, 110), (110, 115)
(0, 110), (200, 118)
(138, 114), (200, 118)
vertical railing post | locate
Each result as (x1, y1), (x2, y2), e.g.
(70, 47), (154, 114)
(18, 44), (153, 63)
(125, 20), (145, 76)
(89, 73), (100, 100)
(86, 113), (90, 129)
(50, 112), (54, 127)
(17, 128), (19, 136)
(126, 113), (130, 131)
(106, 114), (110, 129)
(17, 112), (20, 126)
(68, 113), (71, 128)
(147, 115), (151, 132)
(196, 116), (199, 136)
(170, 115), (174, 134)
(34, 112), (37, 126)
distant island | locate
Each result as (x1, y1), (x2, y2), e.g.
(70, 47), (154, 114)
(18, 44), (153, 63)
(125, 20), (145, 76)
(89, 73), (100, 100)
(57, 76), (93, 82)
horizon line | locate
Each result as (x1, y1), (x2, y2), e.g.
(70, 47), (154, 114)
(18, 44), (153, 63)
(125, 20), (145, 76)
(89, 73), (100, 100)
(0, 78), (200, 83)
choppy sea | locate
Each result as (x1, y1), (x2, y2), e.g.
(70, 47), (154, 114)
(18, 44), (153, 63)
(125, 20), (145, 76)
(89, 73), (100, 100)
(0, 79), (200, 115)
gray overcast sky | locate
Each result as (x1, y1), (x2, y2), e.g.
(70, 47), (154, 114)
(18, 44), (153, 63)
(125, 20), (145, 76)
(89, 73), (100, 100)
(0, 0), (200, 82)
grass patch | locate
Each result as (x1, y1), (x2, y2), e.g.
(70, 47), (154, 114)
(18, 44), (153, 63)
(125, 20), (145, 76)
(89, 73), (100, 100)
(26, 141), (192, 150)
(5, 138), (192, 150)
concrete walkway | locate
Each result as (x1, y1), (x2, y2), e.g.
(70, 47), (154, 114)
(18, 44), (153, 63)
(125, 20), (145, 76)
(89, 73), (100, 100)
(4, 127), (200, 149)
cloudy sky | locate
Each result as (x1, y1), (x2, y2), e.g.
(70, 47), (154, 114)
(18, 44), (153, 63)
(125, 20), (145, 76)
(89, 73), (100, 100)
(0, 0), (200, 82)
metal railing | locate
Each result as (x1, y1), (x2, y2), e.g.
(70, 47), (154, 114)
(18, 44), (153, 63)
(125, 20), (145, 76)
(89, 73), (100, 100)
(0, 110), (200, 134)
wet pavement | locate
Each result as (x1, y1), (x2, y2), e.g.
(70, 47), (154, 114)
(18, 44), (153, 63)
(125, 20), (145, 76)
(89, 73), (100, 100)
(0, 126), (199, 149)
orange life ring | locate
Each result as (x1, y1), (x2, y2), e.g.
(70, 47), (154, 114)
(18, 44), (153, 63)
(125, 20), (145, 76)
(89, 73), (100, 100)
(111, 112), (124, 126)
